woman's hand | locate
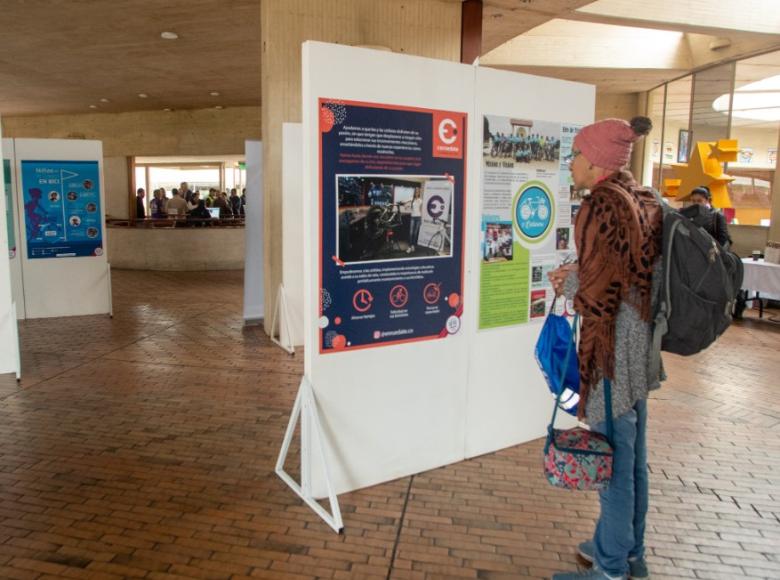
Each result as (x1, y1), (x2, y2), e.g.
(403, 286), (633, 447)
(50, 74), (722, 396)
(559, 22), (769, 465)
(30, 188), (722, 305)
(548, 263), (577, 296)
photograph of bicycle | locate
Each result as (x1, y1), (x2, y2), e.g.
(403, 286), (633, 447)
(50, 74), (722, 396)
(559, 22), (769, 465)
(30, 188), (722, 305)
(336, 175), (454, 263)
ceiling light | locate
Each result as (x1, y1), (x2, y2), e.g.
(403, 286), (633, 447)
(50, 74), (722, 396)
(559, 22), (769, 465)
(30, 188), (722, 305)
(160, 31), (178, 40)
(99, 98), (110, 103)
(214, 105), (223, 110)
(88, 104), (97, 109)
(209, 91), (220, 96)
(138, 93), (148, 98)
(163, 108), (172, 112)
(713, 74), (780, 122)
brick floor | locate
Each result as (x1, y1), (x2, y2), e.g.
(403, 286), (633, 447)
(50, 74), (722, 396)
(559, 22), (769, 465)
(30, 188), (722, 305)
(0, 269), (778, 580)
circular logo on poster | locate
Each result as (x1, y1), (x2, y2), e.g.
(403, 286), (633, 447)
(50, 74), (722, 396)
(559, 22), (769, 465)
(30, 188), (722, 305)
(427, 195), (445, 219)
(513, 181), (554, 243)
(438, 118), (458, 145)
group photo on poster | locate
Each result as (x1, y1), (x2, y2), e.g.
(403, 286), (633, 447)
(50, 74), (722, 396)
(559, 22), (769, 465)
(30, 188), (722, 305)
(337, 174), (453, 262)
(319, 99), (466, 353)
(20, 160), (103, 259)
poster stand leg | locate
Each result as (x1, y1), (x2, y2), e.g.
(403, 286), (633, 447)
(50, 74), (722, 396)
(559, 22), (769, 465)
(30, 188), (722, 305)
(107, 263), (113, 318)
(275, 377), (343, 533)
(270, 284), (295, 355)
(10, 302), (21, 382)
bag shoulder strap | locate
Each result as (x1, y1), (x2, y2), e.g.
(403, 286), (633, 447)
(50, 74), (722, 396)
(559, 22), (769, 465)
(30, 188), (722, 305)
(547, 313), (578, 435)
(603, 378), (614, 445)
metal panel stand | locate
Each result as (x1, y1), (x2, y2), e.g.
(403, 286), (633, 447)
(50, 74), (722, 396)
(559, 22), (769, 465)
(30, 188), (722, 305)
(270, 283), (295, 354)
(11, 302), (21, 381)
(276, 376), (343, 533)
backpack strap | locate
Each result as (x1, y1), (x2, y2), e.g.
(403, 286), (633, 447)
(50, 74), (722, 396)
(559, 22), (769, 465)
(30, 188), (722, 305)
(545, 313), (579, 453)
(646, 188), (670, 383)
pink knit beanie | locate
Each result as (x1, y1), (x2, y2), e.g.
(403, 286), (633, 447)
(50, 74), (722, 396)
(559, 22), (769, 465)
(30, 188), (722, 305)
(573, 116), (652, 171)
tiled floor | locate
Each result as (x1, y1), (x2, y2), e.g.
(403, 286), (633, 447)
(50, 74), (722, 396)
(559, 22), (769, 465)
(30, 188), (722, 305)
(0, 269), (778, 580)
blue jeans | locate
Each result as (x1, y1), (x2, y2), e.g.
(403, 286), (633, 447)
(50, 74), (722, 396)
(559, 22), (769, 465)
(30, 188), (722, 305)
(591, 399), (648, 577)
(410, 217), (421, 246)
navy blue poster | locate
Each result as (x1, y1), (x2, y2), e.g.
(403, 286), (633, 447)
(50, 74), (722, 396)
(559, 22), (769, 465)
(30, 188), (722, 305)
(319, 99), (467, 353)
(21, 160), (103, 259)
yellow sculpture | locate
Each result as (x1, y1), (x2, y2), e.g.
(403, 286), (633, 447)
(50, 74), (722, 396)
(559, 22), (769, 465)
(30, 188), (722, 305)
(663, 139), (737, 208)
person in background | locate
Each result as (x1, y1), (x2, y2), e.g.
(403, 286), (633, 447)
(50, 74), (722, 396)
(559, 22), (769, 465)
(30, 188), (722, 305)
(180, 181), (193, 204)
(206, 188), (218, 208)
(240, 188), (246, 216)
(188, 197), (212, 225)
(187, 191), (202, 213)
(150, 189), (167, 218)
(229, 188), (241, 217)
(216, 191), (233, 218)
(688, 185), (731, 247)
(135, 188), (146, 219)
(547, 116), (663, 580)
(166, 188), (188, 218)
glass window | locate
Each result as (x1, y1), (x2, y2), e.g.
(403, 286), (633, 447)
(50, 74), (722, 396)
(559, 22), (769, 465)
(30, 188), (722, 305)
(691, 62), (735, 144)
(642, 85), (666, 188)
(729, 51), (780, 226)
(147, 165), (221, 197)
(134, 166), (147, 194)
(660, 76), (692, 196)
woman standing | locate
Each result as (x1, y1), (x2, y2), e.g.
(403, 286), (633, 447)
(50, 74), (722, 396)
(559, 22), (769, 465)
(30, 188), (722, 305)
(548, 116), (663, 580)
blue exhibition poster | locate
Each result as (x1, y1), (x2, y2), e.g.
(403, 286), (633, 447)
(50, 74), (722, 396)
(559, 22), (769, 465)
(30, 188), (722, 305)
(319, 99), (467, 353)
(21, 160), (103, 259)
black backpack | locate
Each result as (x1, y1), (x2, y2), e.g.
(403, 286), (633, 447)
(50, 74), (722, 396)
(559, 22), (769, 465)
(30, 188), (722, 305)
(651, 192), (744, 359)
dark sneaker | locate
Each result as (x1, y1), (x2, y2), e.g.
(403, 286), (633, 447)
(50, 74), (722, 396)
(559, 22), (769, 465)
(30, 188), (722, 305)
(627, 557), (649, 579)
(578, 540), (595, 564)
(576, 540), (649, 579)
(552, 567), (626, 580)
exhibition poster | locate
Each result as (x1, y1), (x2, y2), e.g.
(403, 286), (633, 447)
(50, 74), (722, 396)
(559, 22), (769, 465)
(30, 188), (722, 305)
(20, 160), (103, 259)
(320, 99), (466, 352)
(3, 159), (14, 258)
(479, 116), (581, 329)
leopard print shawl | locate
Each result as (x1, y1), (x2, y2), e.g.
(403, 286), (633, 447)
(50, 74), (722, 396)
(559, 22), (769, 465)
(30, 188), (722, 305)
(573, 170), (662, 419)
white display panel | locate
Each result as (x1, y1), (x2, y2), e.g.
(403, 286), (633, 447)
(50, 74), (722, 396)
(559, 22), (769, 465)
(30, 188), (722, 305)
(242, 140), (264, 323)
(2, 138), (24, 319)
(298, 42), (595, 500)
(13, 139), (110, 319)
(303, 42), (475, 495)
(281, 123), (304, 346)
(464, 67), (593, 458)
(0, 122), (18, 374)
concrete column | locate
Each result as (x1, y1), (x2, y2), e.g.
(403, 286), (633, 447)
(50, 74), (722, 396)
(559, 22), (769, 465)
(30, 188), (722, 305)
(461, 0), (482, 64)
(260, 0), (462, 333)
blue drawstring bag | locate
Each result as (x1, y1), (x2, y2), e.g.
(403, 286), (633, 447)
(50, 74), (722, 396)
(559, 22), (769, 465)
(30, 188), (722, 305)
(535, 301), (580, 415)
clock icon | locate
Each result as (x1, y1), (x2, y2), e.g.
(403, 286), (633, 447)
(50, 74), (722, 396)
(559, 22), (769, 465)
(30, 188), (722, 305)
(352, 288), (373, 312)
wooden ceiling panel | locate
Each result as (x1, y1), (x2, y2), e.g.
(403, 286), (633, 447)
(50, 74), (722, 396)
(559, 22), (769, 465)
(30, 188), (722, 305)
(488, 65), (689, 94)
(0, 0), (261, 116)
(481, 0), (595, 54)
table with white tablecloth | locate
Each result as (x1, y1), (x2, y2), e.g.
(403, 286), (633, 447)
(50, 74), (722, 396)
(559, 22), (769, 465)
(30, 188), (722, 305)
(738, 258), (780, 318)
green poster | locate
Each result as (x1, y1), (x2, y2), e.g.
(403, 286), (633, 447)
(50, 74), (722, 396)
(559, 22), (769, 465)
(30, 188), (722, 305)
(3, 159), (15, 258)
(479, 242), (530, 328)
